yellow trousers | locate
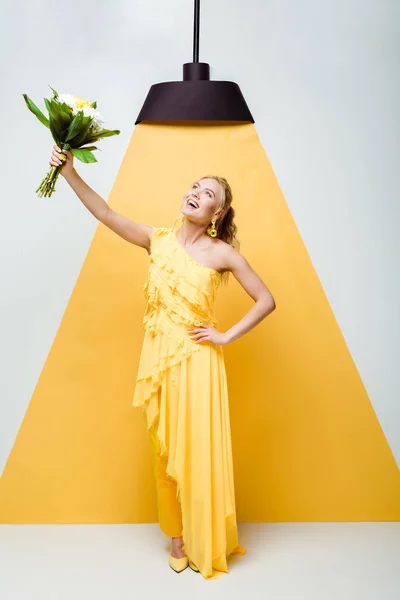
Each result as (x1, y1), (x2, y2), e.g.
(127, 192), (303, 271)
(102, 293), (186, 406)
(149, 425), (183, 538)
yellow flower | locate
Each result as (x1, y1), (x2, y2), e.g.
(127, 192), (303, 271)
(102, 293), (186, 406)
(73, 95), (92, 109)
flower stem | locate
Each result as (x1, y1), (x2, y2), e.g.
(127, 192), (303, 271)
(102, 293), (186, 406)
(35, 143), (69, 198)
(36, 165), (61, 198)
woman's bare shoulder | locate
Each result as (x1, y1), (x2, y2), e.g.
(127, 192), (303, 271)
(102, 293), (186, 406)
(213, 238), (243, 272)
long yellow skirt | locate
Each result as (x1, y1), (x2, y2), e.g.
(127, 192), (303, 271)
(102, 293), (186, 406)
(134, 336), (246, 580)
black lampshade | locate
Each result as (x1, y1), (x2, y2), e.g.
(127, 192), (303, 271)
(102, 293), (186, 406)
(135, 62), (254, 124)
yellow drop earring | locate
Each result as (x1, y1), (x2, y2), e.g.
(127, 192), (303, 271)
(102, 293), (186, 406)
(207, 218), (217, 238)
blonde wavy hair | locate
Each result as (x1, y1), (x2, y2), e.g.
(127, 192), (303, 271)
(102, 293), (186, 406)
(200, 175), (240, 285)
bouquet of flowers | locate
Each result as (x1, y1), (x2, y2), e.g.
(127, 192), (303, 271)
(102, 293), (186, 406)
(22, 85), (120, 197)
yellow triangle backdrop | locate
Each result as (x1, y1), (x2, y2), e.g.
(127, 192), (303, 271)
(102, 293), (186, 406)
(1, 122), (399, 523)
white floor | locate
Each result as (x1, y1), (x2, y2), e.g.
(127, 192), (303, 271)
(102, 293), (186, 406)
(0, 522), (399, 599)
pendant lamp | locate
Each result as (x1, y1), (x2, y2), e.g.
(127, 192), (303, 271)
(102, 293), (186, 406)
(135, 0), (254, 124)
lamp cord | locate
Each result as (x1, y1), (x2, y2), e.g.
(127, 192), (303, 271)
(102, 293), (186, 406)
(193, 0), (200, 62)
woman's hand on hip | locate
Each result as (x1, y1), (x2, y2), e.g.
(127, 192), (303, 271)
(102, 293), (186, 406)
(188, 324), (229, 346)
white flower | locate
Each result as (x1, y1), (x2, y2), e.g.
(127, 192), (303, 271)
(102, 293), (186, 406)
(82, 105), (105, 132)
(57, 93), (76, 107)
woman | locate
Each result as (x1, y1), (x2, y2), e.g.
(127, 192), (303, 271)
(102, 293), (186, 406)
(50, 144), (276, 579)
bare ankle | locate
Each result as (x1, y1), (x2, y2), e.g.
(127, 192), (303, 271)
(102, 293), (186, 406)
(171, 536), (186, 558)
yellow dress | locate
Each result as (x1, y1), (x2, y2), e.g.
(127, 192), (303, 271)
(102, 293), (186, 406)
(132, 226), (246, 579)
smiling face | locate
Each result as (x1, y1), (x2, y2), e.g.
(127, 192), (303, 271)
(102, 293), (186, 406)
(181, 177), (225, 226)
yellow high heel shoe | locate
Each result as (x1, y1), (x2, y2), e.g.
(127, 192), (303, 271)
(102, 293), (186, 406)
(168, 553), (189, 573)
(189, 559), (199, 572)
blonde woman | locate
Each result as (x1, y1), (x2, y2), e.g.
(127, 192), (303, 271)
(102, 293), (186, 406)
(50, 144), (276, 580)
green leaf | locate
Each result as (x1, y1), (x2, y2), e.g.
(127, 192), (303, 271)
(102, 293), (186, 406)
(58, 108), (74, 136)
(46, 99), (70, 142)
(85, 128), (121, 143)
(58, 101), (74, 119)
(71, 148), (98, 163)
(65, 112), (94, 146)
(79, 145), (99, 152)
(43, 98), (61, 143)
(91, 101), (97, 109)
(43, 98), (52, 114)
(52, 100), (72, 130)
(71, 116), (95, 146)
(65, 110), (85, 142)
(48, 85), (59, 99)
(22, 94), (49, 128)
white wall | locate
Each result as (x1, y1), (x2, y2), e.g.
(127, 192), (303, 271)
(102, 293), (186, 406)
(0, 0), (399, 474)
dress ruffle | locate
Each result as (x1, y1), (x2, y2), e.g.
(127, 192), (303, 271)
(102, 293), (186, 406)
(143, 228), (220, 329)
(132, 313), (201, 433)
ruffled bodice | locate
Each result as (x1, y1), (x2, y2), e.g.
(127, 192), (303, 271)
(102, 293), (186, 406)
(133, 227), (222, 415)
(143, 226), (221, 331)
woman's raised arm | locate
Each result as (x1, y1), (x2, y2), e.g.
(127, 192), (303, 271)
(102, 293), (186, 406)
(50, 144), (152, 251)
